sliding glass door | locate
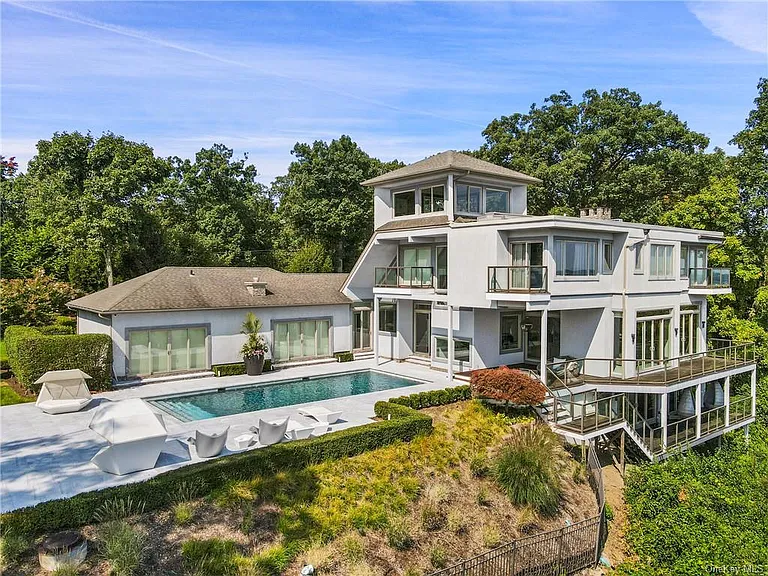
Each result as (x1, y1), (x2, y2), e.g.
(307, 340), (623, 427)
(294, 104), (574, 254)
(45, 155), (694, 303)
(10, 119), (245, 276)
(273, 319), (330, 362)
(129, 327), (207, 376)
(679, 307), (700, 356)
(635, 311), (672, 371)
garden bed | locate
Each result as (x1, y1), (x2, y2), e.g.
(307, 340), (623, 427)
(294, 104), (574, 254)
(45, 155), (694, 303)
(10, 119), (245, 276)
(2, 401), (598, 575)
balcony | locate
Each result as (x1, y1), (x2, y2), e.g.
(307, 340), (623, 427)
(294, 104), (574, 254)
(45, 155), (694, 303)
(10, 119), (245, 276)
(688, 267), (730, 291)
(487, 266), (548, 293)
(374, 266), (433, 289)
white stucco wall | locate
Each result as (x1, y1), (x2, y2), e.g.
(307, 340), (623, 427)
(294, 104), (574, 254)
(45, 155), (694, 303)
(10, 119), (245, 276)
(92, 304), (352, 377)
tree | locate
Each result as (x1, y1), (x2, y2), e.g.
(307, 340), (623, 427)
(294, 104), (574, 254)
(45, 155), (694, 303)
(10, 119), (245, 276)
(285, 241), (333, 273)
(479, 88), (722, 221)
(274, 135), (402, 272)
(0, 270), (81, 330)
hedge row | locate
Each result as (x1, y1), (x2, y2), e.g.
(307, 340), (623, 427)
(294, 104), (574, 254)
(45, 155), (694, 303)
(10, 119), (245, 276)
(0, 400), (433, 537)
(4, 326), (112, 393)
(335, 351), (355, 363)
(212, 360), (273, 377)
(388, 384), (472, 410)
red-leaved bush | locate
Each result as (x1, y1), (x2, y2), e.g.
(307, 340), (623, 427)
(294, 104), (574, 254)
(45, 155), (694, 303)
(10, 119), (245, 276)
(470, 366), (546, 406)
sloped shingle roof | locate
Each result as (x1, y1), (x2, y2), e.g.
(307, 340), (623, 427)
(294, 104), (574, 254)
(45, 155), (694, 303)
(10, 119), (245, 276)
(362, 150), (541, 187)
(68, 267), (351, 314)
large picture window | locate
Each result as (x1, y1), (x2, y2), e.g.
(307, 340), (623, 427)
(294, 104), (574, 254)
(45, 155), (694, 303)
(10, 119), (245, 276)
(274, 319), (330, 362)
(420, 185), (445, 213)
(485, 189), (509, 213)
(553, 239), (598, 277)
(129, 327), (207, 376)
(500, 313), (522, 352)
(434, 336), (471, 363)
(455, 184), (481, 213)
(379, 303), (396, 333)
(393, 190), (415, 217)
(650, 244), (675, 279)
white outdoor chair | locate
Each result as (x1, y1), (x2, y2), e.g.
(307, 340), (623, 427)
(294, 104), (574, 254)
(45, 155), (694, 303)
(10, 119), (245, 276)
(296, 406), (342, 424)
(188, 427), (230, 458)
(250, 418), (289, 446)
(35, 369), (93, 414)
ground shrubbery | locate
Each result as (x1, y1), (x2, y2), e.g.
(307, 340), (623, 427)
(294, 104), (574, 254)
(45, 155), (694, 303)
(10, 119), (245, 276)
(470, 366), (546, 406)
(493, 423), (566, 515)
(0, 271), (81, 335)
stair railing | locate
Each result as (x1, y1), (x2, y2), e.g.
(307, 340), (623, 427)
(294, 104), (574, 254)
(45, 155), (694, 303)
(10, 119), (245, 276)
(624, 397), (663, 456)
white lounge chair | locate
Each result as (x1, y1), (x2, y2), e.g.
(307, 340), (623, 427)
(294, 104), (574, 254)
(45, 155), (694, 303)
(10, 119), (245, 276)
(297, 406), (342, 424)
(35, 369), (93, 414)
(188, 427), (229, 458)
(250, 418), (289, 446)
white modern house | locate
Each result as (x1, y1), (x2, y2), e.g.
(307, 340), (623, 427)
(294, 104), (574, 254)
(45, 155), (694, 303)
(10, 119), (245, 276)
(341, 150), (757, 459)
(70, 150), (758, 460)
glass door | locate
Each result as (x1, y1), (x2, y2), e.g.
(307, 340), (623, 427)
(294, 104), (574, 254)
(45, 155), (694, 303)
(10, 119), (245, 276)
(273, 320), (331, 362)
(636, 315), (672, 371)
(129, 327), (208, 376)
(436, 246), (448, 291)
(413, 303), (431, 355)
(679, 308), (700, 356)
(688, 248), (706, 285)
(402, 247), (432, 287)
(353, 310), (371, 350)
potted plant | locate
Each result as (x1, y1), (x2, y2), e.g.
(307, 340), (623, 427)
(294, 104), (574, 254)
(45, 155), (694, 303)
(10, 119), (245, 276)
(241, 312), (268, 376)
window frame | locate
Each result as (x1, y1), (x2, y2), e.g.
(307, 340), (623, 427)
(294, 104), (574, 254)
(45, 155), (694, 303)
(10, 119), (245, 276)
(553, 238), (599, 278)
(378, 302), (397, 333)
(455, 183), (511, 215)
(634, 244), (644, 274)
(500, 312), (523, 353)
(393, 189), (416, 217)
(484, 188), (509, 213)
(420, 185), (445, 214)
(603, 242), (613, 273)
(649, 244), (675, 280)
(433, 335), (471, 363)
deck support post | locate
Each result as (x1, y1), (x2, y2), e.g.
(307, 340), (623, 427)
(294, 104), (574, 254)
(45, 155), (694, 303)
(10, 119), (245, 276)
(695, 383), (702, 439)
(581, 440), (586, 462)
(540, 310), (548, 386)
(724, 375), (731, 427)
(620, 428), (626, 476)
(660, 392), (668, 452)
(373, 296), (380, 366)
(447, 303), (454, 384)
(751, 369), (757, 418)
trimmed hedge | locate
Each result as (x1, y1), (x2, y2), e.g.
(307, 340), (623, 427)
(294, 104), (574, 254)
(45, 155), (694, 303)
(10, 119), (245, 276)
(4, 326), (112, 393)
(0, 400), (432, 537)
(388, 385), (471, 410)
(335, 351), (355, 363)
(212, 360), (272, 377)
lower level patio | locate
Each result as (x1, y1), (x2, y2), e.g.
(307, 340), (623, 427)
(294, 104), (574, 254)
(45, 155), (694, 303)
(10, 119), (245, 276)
(0, 359), (449, 513)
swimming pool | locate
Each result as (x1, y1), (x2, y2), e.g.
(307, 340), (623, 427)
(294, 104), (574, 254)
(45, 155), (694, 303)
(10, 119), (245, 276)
(148, 370), (422, 422)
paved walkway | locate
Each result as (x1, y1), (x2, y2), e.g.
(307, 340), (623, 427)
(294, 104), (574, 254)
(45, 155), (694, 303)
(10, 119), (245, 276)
(0, 360), (453, 512)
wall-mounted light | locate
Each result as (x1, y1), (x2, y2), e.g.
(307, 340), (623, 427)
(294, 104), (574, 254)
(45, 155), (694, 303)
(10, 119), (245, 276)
(522, 323), (533, 332)
(674, 327), (679, 337)
(631, 333), (636, 345)
(701, 321), (706, 329)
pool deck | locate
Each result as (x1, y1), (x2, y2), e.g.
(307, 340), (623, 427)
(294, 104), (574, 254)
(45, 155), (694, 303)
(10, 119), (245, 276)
(0, 360), (453, 513)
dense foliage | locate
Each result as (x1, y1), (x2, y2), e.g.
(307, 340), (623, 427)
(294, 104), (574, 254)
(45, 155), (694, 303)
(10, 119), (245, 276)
(0, 271), (80, 333)
(470, 366), (546, 405)
(4, 326), (112, 392)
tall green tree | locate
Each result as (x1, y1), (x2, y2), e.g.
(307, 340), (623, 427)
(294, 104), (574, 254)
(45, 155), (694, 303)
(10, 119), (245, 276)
(479, 88), (723, 221)
(274, 135), (402, 272)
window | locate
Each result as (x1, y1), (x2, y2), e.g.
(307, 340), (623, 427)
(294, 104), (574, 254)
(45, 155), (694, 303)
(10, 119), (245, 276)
(680, 245), (689, 277)
(379, 303), (396, 333)
(129, 327), (207, 376)
(485, 189), (509, 213)
(650, 244), (675, 279)
(434, 336), (471, 362)
(401, 246), (433, 286)
(436, 246), (448, 291)
(420, 185), (445, 213)
(274, 319), (330, 362)
(456, 184), (481, 213)
(553, 239), (598, 277)
(500, 313), (522, 352)
(603, 242), (613, 273)
(634, 244), (643, 273)
(613, 312), (623, 370)
(393, 190), (415, 217)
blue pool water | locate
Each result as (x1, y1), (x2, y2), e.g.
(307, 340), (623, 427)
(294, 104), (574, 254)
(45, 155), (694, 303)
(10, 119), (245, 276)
(148, 370), (421, 422)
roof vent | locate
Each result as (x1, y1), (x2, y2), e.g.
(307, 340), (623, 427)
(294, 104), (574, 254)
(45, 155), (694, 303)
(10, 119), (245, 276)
(245, 277), (267, 296)
(579, 207), (612, 220)
(189, 269), (195, 276)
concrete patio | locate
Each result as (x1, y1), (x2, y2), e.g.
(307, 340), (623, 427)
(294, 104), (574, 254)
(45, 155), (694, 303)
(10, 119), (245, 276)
(0, 359), (453, 513)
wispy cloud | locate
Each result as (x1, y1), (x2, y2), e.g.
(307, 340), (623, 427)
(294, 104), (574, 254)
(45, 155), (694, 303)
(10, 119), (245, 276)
(687, 1), (768, 55)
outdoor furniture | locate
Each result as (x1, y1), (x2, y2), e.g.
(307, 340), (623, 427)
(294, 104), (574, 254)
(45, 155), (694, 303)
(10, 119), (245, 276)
(282, 419), (314, 440)
(233, 433), (256, 450)
(89, 399), (168, 475)
(188, 427), (229, 458)
(35, 369), (93, 414)
(297, 406), (342, 424)
(250, 418), (289, 446)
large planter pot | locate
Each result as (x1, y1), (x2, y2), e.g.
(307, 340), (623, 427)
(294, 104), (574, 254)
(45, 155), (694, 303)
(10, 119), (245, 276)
(244, 354), (265, 376)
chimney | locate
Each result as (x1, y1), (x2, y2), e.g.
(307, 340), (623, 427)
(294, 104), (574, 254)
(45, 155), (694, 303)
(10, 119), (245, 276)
(579, 207), (612, 220)
(245, 277), (267, 296)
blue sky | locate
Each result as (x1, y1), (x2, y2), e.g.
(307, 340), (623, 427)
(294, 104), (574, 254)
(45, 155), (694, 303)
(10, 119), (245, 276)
(2, 1), (767, 183)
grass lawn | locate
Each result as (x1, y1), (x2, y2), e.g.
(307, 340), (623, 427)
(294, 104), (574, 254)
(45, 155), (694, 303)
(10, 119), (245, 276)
(4, 401), (598, 575)
(0, 383), (34, 406)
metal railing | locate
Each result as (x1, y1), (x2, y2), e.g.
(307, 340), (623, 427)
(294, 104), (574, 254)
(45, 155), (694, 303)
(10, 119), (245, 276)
(666, 414), (697, 448)
(547, 341), (755, 388)
(552, 393), (626, 435)
(730, 395), (753, 424)
(429, 442), (605, 576)
(689, 267), (731, 288)
(701, 405), (727, 436)
(374, 266), (433, 288)
(488, 265), (549, 293)
(625, 397), (663, 455)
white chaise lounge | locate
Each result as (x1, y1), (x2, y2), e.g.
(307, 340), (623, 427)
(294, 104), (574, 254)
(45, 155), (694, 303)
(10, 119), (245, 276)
(297, 406), (342, 424)
(89, 399), (168, 475)
(35, 369), (93, 414)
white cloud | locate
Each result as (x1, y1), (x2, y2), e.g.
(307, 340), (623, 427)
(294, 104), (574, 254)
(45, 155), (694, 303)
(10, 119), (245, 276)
(688, 1), (768, 55)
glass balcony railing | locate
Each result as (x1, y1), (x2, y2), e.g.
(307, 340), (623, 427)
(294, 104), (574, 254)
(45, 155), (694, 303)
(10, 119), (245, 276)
(487, 266), (548, 293)
(688, 267), (730, 288)
(374, 266), (433, 288)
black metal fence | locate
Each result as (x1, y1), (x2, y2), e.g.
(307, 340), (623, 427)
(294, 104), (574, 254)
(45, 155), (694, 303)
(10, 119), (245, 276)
(429, 443), (606, 576)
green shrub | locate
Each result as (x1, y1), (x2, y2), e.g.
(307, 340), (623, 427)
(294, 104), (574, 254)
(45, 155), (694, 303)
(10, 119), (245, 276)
(36, 324), (75, 335)
(0, 385), (34, 406)
(335, 351), (355, 362)
(494, 424), (565, 515)
(476, 486), (491, 507)
(213, 360), (272, 377)
(341, 534), (365, 563)
(430, 545), (448, 569)
(4, 326), (112, 392)
(0, 340), (9, 371)
(99, 520), (145, 576)
(420, 501), (447, 531)
(0, 529), (29, 570)
(389, 385), (471, 410)
(181, 538), (238, 576)
(0, 272), (81, 335)
(51, 565), (80, 576)
(173, 502), (194, 526)
(251, 544), (293, 576)
(1, 401), (432, 537)
(386, 517), (413, 550)
(93, 497), (145, 523)
(55, 316), (77, 330)
(470, 453), (490, 477)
